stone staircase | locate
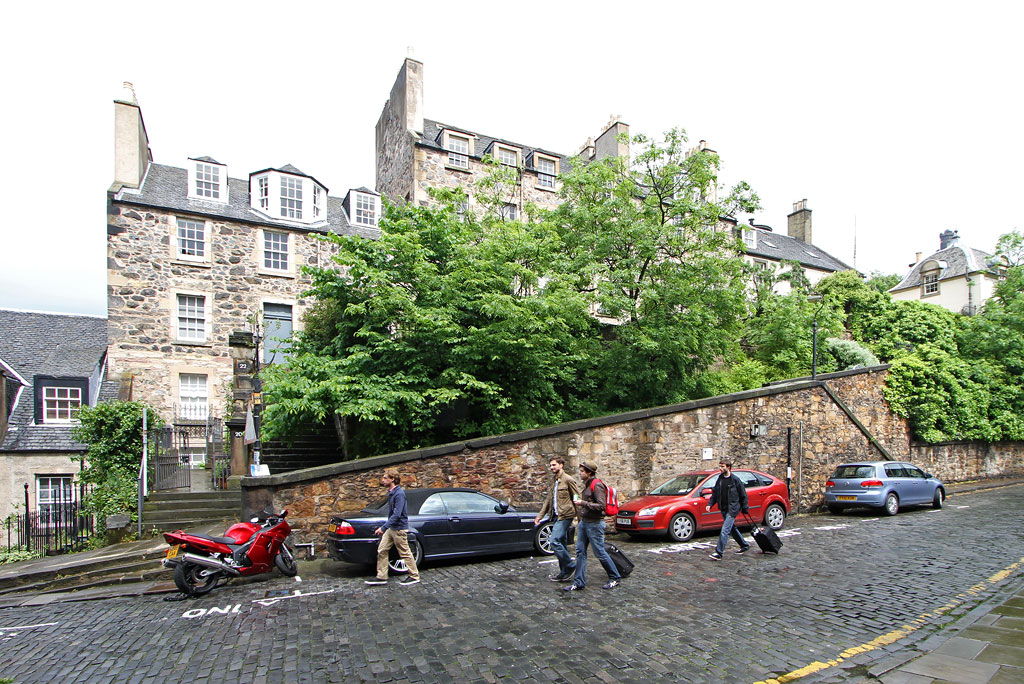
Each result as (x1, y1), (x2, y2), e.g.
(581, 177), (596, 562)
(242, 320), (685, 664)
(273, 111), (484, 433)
(141, 490), (242, 534)
(261, 420), (343, 473)
(0, 542), (172, 598)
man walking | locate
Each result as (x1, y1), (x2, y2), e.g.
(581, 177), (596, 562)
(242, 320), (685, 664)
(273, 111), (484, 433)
(365, 470), (421, 586)
(565, 462), (621, 591)
(705, 461), (751, 560)
(534, 457), (580, 582)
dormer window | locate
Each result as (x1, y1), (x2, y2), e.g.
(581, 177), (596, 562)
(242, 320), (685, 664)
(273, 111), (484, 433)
(442, 130), (474, 170)
(536, 155), (557, 188)
(922, 272), (940, 295)
(250, 168), (327, 225)
(494, 144), (520, 167)
(187, 158), (228, 203)
(354, 192), (378, 227)
(280, 176), (303, 220)
(737, 227), (757, 248)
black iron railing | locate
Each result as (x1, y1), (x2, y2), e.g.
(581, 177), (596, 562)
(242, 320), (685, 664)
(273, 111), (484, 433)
(2, 484), (95, 557)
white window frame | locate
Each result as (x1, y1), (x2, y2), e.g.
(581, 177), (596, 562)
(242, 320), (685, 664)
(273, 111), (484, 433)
(174, 217), (208, 262)
(313, 185), (322, 218)
(444, 131), (472, 170)
(280, 176), (303, 220)
(922, 272), (940, 295)
(494, 144), (520, 168)
(263, 301), (295, 364)
(176, 293), (207, 342)
(353, 192), (378, 227)
(263, 230), (290, 271)
(43, 386), (81, 424)
(258, 176), (269, 211)
(535, 154), (558, 189)
(178, 373), (209, 421)
(500, 204), (517, 221)
(741, 228), (757, 249)
(36, 475), (74, 515)
(187, 160), (228, 203)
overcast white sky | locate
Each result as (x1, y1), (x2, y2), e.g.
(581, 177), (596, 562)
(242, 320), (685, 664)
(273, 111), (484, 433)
(2, 1), (1021, 316)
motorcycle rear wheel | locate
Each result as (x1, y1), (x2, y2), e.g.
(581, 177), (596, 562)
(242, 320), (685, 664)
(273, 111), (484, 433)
(173, 561), (221, 596)
(275, 543), (298, 577)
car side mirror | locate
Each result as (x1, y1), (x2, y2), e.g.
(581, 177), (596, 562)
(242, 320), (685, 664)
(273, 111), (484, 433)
(495, 501), (510, 514)
(700, 488), (713, 497)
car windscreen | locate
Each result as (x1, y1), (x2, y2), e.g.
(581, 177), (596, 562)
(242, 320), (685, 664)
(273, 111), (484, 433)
(650, 474), (706, 496)
(831, 465), (876, 479)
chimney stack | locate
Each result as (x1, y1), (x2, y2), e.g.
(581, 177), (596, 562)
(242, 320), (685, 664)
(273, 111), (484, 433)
(592, 116), (629, 161)
(939, 229), (959, 250)
(113, 83), (152, 189)
(787, 199), (812, 244)
(909, 252), (922, 268)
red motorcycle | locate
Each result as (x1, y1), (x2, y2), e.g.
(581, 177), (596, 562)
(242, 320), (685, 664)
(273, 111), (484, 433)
(163, 508), (297, 596)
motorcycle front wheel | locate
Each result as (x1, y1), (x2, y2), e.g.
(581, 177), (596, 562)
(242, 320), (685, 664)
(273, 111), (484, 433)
(173, 561), (221, 596)
(275, 543), (298, 577)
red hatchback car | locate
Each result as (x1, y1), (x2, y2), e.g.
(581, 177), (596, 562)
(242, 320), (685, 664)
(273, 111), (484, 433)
(614, 469), (791, 542)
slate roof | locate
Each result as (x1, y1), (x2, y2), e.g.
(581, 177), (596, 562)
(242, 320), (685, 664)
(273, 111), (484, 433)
(0, 309), (109, 452)
(890, 244), (997, 292)
(745, 228), (854, 273)
(419, 119), (573, 172)
(114, 163), (380, 240)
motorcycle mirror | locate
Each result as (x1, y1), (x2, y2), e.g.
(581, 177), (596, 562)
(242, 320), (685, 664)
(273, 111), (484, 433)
(251, 517), (259, 523)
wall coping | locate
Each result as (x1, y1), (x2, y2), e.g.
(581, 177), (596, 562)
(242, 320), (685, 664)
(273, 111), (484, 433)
(241, 365), (893, 489)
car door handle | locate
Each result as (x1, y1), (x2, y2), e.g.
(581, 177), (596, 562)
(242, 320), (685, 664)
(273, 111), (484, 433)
(449, 517), (461, 523)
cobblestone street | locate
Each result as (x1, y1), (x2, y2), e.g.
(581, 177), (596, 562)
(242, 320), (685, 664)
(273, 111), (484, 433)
(1, 485), (1022, 684)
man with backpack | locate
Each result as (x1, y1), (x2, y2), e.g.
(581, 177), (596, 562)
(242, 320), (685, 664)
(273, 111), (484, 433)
(565, 462), (622, 591)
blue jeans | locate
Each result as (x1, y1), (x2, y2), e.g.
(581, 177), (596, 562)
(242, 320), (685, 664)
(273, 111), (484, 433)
(715, 512), (750, 555)
(573, 521), (620, 588)
(550, 518), (575, 576)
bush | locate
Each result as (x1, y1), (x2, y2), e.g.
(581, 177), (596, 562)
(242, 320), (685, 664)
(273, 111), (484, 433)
(825, 337), (879, 370)
(72, 401), (161, 533)
(0, 546), (37, 565)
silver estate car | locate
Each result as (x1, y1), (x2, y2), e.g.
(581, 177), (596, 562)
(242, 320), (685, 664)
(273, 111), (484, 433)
(824, 461), (945, 515)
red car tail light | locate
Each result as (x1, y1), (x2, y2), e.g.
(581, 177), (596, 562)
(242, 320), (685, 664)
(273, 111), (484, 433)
(334, 521), (355, 535)
(860, 480), (884, 487)
(825, 480), (835, 487)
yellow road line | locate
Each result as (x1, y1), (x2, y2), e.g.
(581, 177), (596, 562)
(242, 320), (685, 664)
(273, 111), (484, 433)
(753, 556), (1024, 684)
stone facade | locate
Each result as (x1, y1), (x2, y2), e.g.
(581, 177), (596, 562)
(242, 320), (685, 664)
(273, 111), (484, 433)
(106, 205), (332, 418)
(240, 366), (1024, 545)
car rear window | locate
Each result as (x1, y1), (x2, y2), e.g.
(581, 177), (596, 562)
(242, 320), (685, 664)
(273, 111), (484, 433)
(831, 465), (876, 479)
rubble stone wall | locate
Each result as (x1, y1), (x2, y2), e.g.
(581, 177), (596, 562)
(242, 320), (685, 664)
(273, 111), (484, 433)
(239, 366), (1024, 544)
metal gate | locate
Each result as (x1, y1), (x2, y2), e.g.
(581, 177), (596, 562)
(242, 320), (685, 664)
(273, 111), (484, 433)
(149, 409), (226, 490)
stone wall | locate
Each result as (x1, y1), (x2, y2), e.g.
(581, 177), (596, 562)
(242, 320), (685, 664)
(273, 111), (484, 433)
(238, 365), (1024, 545)
(107, 204), (337, 419)
(909, 441), (1024, 482)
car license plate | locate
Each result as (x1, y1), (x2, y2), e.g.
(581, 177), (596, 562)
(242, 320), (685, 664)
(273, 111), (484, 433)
(836, 496), (856, 501)
(166, 544), (181, 559)
(616, 517), (631, 526)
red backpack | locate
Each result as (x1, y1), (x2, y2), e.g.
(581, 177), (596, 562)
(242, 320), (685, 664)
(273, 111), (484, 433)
(589, 479), (620, 516)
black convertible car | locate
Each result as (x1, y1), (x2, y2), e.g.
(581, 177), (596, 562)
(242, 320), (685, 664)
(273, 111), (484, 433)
(326, 488), (560, 573)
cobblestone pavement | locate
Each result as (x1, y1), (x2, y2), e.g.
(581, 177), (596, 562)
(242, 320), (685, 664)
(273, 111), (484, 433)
(1, 485), (1022, 684)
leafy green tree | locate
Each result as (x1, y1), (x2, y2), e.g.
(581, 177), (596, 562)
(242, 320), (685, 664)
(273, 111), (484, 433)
(71, 401), (161, 533)
(994, 229), (1024, 267)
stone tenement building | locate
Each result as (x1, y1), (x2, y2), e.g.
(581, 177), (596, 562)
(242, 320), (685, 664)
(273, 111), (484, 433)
(375, 58), (628, 219)
(107, 89), (379, 429)
(375, 58), (852, 288)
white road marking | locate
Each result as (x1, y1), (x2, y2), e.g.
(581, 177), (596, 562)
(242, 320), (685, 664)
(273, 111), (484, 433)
(814, 525), (851, 531)
(646, 529), (801, 555)
(251, 588), (334, 607)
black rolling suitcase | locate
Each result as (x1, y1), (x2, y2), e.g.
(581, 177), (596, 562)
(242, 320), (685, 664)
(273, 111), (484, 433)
(605, 542), (635, 577)
(746, 515), (783, 554)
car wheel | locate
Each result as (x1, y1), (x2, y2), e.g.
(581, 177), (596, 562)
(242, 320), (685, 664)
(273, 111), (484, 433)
(884, 492), (899, 516)
(535, 522), (554, 554)
(827, 504), (843, 515)
(387, 537), (424, 574)
(764, 503), (786, 530)
(667, 512), (695, 542)
(932, 489), (944, 509)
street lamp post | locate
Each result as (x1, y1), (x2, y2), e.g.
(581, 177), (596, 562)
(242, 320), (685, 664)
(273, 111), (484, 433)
(808, 294), (825, 379)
